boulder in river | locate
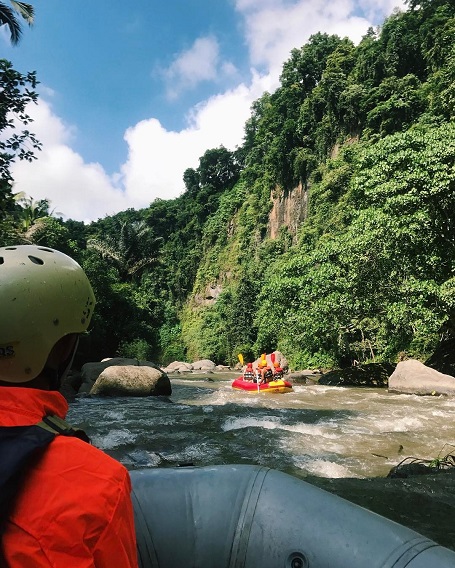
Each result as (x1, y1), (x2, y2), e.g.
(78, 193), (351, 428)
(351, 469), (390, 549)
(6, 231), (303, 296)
(288, 370), (322, 384)
(79, 357), (165, 394)
(318, 363), (395, 387)
(252, 351), (288, 371)
(192, 359), (216, 371)
(90, 365), (171, 397)
(162, 361), (194, 373)
(388, 359), (455, 396)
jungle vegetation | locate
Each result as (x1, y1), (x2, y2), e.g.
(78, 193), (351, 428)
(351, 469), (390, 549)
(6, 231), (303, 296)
(1, 0), (454, 371)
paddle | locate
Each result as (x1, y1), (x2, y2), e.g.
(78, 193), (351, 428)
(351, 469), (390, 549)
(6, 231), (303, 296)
(258, 353), (267, 393)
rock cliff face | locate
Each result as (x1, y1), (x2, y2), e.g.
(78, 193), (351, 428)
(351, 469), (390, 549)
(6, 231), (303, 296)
(194, 283), (223, 307)
(191, 183), (309, 308)
(268, 183), (308, 240)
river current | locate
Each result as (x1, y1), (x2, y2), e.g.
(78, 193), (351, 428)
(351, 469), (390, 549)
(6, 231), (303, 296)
(67, 372), (455, 549)
(67, 373), (455, 478)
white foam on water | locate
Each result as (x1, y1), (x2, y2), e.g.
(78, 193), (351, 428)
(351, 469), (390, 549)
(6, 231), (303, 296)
(280, 421), (340, 439)
(431, 409), (455, 418)
(94, 429), (136, 450)
(222, 416), (280, 431)
(222, 416), (342, 444)
(101, 410), (126, 421)
(337, 399), (442, 436)
(125, 449), (162, 467)
(294, 456), (361, 478)
(281, 435), (347, 460)
(145, 452), (163, 467)
(361, 414), (428, 433)
(163, 441), (221, 464)
(182, 385), (236, 407)
(304, 385), (346, 394)
(69, 380), (455, 479)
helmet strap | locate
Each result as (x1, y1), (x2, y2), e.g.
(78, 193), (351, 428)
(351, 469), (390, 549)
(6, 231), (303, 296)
(44, 335), (80, 391)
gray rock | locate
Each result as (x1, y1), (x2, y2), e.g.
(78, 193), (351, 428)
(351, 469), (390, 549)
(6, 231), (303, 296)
(388, 359), (455, 396)
(252, 351), (288, 371)
(79, 357), (164, 394)
(192, 359), (216, 371)
(288, 371), (321, 384)
(216, 365), (232, 371)
(319, 363), (394, 387)
(166, 361), (194, 372)
(89, 365), (171, 397)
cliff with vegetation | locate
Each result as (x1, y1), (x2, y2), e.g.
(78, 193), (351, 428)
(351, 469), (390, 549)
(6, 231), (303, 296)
(1, 0), (454, 372)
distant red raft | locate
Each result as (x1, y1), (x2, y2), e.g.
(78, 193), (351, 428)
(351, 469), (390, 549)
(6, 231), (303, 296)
(232, 377), (293, 394)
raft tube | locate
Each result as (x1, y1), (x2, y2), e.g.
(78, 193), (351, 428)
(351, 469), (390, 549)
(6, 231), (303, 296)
(131, 464), (455, 568)
(232, 377), (293, 393)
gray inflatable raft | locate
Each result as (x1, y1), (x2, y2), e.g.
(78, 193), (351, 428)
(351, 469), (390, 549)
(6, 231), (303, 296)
(131, 465), (455, 568)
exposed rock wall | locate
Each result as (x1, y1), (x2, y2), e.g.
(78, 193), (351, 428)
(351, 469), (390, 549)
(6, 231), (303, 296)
(193, 283), (223, 307)
(268, 183), (308, 240)
(191, 182), (309, 310)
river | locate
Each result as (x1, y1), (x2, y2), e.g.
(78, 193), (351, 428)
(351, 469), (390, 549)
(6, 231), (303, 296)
(67, 373), (455, 550)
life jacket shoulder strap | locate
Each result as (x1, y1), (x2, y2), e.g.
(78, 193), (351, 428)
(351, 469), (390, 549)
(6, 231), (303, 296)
(38, 415), (90, 443)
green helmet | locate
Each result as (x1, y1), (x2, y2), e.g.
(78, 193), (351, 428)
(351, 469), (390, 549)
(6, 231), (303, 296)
(0, 245), (95, 383)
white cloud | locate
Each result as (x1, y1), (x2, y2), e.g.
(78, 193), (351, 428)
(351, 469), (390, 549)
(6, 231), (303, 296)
(13, 146), (128, 223)
(11, 100), (129, 223)
(12, 79), (264, 221)
(120, 77), (267, 205)
(234, 0), (405, 77)
(163, 35), (237, 100)
(10, 0), (406, 223)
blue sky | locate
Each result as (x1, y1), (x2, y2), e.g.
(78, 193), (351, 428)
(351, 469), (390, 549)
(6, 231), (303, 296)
(2, 0), (405, 222)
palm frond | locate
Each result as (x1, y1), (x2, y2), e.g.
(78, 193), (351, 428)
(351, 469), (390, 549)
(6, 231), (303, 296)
(20, 216), (47, 242)
(10, 1), (34, 24)
(0, 4), (22, 44)
(127, 256), (159, 277)
(12, 191), (27, 202)
(87, 238), (122, 265)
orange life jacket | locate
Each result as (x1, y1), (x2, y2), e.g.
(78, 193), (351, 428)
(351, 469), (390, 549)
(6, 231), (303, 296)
(0, 387), (138, 568)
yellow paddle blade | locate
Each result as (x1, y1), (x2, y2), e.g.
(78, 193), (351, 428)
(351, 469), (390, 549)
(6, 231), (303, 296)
(238, 353), (244, 365)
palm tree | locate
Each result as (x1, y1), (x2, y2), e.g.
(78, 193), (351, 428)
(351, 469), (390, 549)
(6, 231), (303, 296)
(14, 193), (56, 231)
(10, 192), (63, 244)
(0, 2), (34, 45)
(88, 220), (162, 282)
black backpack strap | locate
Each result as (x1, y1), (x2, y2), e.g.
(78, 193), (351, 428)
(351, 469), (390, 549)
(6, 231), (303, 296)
(0, 422), (58, 542)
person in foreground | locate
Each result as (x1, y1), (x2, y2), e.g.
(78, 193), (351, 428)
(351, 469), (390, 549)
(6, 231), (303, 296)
(0, 245), (138, 568)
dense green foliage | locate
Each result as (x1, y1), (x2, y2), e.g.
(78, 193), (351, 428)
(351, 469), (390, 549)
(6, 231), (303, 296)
(256, 123), (455, 368)
(0, 60), (40, 208)
(1, 0), (454, 369)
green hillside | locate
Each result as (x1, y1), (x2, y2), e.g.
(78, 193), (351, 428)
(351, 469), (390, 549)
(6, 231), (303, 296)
(2, 0), (454, 371)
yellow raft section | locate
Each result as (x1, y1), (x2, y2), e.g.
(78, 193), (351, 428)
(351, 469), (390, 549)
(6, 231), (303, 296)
(232, 379), (293, 394)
